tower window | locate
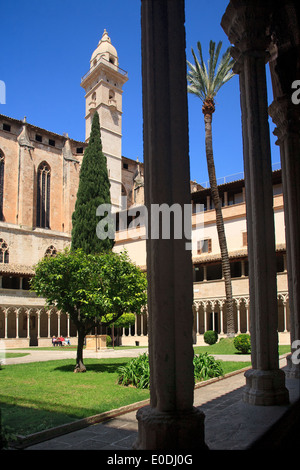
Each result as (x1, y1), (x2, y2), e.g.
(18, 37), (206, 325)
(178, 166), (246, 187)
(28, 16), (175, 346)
(48, 139), (55, 147)
(76, 147), (83, 154)
(35, 134), (42, 142)
(0, 239), (9, 263)
(36, 162), (51, 229)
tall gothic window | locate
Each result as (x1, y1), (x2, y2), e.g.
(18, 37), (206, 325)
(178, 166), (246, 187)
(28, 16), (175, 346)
(0, 150), (4, 221)
(0, 239), (9, 263)
(36, 162), (51, 228)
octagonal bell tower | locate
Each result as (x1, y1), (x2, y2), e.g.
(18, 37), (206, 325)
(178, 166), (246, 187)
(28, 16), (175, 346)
(81, 29), (128, 211)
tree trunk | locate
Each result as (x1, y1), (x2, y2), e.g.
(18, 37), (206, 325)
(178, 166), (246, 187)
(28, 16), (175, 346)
(74, 326), (86, 372)
(204, 112), (235, 337)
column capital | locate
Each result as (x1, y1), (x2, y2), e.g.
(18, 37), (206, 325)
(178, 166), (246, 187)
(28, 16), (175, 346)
(221, 0), (272, 57)
(269, 95), (300, 143)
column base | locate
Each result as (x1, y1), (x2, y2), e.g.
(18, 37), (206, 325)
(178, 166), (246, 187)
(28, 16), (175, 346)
(285, 354), (300, 379)
(133, 405), (208, 450)
(243, 369), (290, 406)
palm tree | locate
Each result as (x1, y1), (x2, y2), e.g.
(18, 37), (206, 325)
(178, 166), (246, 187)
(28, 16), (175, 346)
(187, 40), (235, 337)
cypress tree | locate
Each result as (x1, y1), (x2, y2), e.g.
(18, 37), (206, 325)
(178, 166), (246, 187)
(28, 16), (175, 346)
(71, 111), (115, 254)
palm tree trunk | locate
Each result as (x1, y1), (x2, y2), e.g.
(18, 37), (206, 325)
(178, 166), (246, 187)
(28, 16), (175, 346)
(204, 113), (235, 337)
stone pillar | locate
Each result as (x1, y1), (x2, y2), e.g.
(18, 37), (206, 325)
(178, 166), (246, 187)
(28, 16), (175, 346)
(4, 309), (7, 339)
(203, 303), (208, 333)
(27, 312), (30, 340)
(269, 96), (300, 378)
(220, 302), (224, 335)
(135, 0), (206, 450)
(47, 311), (51, 338)
(222, 1), (289, 405)
(16, 310), (19, 339)
(245, 300), (250, 334)
(67, 314), (70, 338)
(236, 300), (241, 334)
(37, 311), (40, 340)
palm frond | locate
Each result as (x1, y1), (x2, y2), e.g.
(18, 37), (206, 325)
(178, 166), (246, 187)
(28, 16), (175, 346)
(187, 40), (235, 104)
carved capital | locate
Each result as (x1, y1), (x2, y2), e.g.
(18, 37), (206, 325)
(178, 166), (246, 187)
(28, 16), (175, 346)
(269, 95), (300, 143)
(221, 0), (272, 56)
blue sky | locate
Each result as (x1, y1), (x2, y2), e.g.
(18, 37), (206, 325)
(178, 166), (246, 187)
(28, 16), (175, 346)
(1, 0), (280, 185)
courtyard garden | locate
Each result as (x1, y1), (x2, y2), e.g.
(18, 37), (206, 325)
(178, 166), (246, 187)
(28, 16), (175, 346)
(0, 339), (290, 440)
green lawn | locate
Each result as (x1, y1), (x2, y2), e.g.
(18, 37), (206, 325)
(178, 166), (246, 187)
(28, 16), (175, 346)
(1, 355), (251, 437)
(0, 338), (290, 438)
(193, 338), (290, 356)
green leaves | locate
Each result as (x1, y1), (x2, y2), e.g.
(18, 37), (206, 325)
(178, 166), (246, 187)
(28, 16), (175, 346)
(31, 248), (147, 330)
(71, 111), (114, 254)
(187, 40), (235, 104)
(117, 352), (224, 390)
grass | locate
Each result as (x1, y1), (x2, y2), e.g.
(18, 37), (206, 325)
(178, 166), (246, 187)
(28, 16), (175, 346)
(1, 356), (251, 437)
(194, 337), (290, 356)
(0, 338), (290, 437)
(0, 358), (150, 436)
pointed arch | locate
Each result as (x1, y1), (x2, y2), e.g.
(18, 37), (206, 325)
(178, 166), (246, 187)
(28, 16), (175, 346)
(36, 161), (51, 228)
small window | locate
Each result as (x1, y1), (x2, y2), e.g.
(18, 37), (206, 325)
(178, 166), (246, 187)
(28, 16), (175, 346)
(76, 147), (83, 154)
(3, 123), (11, 132)
(49, 139), (55, 147)
(123, 163), (128, 170)
(35, 134), (42, 142)
(197, 238), (212, 254)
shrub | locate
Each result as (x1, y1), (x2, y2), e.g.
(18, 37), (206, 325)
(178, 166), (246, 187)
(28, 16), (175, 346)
(233, 334), (251, 354)
(118, 352), (224, 388)
(204, 330), (218, 345)
(106, 335), (112, 347)
(193, 353), (223, 381)
(117, 353), (150, 389)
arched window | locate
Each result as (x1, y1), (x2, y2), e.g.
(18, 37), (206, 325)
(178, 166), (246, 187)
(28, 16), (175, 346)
(36, 162), (51, 228)
(0, 238), (9, 263)
(44, 245), (57, 257)
(0, 150), (4, 221)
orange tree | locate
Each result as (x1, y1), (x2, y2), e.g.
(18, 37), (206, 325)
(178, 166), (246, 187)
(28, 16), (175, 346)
(31, 249), (147, 372)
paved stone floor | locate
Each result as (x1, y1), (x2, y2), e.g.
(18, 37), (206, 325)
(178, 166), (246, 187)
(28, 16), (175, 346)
(3, 349), (299, 453)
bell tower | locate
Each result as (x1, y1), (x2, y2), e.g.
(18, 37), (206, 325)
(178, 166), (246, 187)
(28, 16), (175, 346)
(81, 29), (128, 211)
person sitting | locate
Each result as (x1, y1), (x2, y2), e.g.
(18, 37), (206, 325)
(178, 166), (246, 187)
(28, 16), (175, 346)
(52, 336), (57, 346)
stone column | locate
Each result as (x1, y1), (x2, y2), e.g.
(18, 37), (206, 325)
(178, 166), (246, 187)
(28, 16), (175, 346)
(27, 312), (30, 340)
(4, 309), (7, 339)
(47, 311), (51, 338)
(16, 310), (19, 339)
(245, 299), (250, 334)
(37, 311), (40, 340)
(220, 301), (224, 335)
(135, 0), (206, 450)
(236, 300), (241, 334)
(269, 96), (300, 378)
(222, 1), (289, 405)
(203, 303), (208, 333)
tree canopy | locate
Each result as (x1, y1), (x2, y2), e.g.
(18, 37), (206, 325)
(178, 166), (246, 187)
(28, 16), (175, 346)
(31, 249), (147, 371)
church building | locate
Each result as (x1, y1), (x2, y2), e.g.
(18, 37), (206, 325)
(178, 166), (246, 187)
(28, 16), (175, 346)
(0, 30), (290, 348)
